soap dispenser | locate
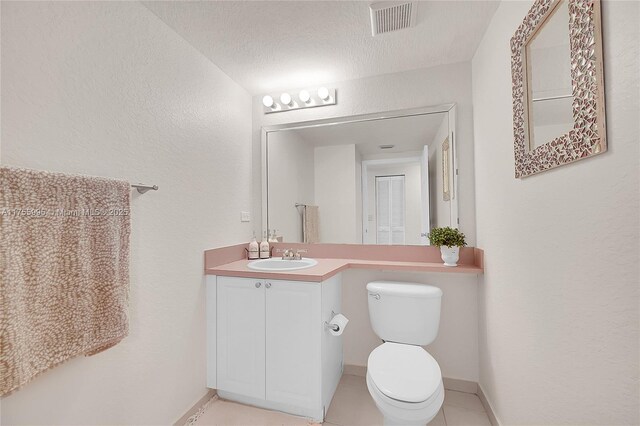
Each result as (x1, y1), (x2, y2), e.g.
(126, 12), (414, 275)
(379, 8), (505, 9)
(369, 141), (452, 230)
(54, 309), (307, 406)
(260, 231), (270, 259)
(248, 233), (259, 260)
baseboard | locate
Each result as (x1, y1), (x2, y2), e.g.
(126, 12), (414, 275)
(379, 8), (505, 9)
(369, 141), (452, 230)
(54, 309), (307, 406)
(174, 389), (217, 426)
(477, 384), (500, 426)
(442, 377), (478, 394)
(343, 364), (478, 394)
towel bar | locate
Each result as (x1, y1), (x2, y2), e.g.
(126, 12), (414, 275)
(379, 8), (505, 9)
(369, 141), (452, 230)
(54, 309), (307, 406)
(131, 183), (158, 194)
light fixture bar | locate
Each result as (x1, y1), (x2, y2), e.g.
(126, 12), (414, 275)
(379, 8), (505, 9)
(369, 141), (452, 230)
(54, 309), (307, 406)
(262, 87), (337, 114)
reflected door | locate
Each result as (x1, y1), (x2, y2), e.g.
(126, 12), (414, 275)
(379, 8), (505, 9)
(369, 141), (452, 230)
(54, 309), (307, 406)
(376, 175), (405, 245)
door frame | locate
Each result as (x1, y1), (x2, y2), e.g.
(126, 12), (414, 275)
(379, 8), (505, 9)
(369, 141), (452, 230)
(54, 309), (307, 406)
(364, 158), (420, 245)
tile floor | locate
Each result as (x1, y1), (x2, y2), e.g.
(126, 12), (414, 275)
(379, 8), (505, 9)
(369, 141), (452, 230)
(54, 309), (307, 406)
(191, 374), (492, 426)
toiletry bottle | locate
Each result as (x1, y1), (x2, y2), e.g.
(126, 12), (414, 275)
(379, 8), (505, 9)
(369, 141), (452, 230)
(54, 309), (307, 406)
(260, 231), (270, 259)
(248, 234), (259, 260)
(268, 229), (278, 243)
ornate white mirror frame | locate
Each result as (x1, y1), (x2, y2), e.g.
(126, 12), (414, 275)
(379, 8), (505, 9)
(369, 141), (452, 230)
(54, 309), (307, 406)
(511, 0), (606, 178)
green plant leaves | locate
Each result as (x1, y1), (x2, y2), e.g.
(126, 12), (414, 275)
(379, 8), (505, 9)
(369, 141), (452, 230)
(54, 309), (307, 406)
(427, 227), (467, 247)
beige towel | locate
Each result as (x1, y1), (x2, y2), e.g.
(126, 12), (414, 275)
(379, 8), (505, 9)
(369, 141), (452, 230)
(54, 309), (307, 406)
(303, 205), (319, 244)
(0, 166), (131, 396)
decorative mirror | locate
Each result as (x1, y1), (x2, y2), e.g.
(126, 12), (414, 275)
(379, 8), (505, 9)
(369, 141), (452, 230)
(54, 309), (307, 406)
(511, 0), (606, 178)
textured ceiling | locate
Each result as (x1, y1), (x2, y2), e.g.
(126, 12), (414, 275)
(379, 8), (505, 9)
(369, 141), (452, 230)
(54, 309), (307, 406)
(283, 112), (447, 156)
(143, 1), (500, 94)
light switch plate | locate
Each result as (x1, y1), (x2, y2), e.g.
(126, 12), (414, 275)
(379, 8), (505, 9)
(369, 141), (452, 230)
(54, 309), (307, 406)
(240, 211), (251, 222)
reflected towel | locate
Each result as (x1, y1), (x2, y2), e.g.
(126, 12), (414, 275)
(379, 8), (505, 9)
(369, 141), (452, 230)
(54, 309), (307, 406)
(0, 166), (131, 396)
(303, 205), (319, 243)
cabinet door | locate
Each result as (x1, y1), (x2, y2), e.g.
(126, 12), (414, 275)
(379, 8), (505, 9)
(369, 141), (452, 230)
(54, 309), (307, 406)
(265, 280), (321, 409)
(217, 276), (265, 399)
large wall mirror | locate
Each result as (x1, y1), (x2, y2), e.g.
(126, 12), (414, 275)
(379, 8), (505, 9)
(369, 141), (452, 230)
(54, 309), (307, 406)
(262, 105), (458, 245)
(511, 0), (606, 178)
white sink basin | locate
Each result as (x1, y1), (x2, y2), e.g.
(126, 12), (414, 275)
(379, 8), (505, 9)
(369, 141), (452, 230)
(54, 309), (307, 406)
(247, 258), (318, 271)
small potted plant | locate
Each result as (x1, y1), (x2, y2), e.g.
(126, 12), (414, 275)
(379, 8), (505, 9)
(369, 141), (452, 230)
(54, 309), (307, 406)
(428, 227), (467, 267)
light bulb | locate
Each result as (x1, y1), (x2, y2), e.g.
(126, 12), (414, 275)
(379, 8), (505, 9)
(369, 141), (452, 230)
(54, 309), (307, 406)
(262, 95), (274, 108)
(299, 90), (311, 104)
(280, 93), (292, 106)
(317, 87), (330, 101)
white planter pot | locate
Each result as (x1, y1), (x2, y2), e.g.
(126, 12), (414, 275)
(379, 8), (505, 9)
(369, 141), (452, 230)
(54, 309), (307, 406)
(440, 246), (460, 267)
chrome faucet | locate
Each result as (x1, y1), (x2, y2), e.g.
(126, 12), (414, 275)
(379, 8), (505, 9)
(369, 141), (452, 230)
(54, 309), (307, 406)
(280, 248), (307, 260)
(294, 249), (307, 260)
(281, 249), (295, 260)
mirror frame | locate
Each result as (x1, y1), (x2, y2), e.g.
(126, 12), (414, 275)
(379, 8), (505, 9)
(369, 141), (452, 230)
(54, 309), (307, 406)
(511, 0), (606, 178)
(261, 104), (459, 243)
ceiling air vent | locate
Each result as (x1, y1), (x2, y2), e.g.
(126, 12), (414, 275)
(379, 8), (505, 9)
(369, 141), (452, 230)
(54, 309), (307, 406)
(369, 1), (418, 36)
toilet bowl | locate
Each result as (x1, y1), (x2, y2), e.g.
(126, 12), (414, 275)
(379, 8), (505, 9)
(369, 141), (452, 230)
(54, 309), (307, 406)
(366, 342), (444, 425)
(365, 281), (445, 425)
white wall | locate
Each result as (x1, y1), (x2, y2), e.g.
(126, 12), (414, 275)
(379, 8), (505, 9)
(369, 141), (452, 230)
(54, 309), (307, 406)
(313, 144), (358, 243)
(342, 269), (479, 382)
(472, 1), (639, 424)
(267, 131), (315, 243)
(0, 2), (252, 424)
(253, 62), (477, 246)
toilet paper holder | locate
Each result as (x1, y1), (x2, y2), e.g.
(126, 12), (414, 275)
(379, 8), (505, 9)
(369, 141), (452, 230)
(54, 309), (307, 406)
(324, 311), (340, 332)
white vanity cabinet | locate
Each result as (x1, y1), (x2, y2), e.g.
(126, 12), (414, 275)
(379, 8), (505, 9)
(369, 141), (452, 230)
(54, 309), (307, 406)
(207, 273), (342, 422)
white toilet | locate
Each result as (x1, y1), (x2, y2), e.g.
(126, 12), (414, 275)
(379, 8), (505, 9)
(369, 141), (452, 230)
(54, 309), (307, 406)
(366, 281), (444, 426)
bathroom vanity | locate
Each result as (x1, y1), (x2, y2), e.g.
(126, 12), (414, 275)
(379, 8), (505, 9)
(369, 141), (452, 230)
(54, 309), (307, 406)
(205, 243), (483, 421)
(206, 273), (343, 422)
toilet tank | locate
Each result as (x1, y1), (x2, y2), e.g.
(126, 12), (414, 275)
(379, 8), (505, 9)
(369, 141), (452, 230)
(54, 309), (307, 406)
(367, 281), (442, 346)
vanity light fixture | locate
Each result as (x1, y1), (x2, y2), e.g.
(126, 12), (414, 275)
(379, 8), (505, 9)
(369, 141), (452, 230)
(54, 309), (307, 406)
(299, 90), (311, 104)
(261, 87), (337, 114)
(262, 95), (275, 109)
(317, 87), (330, 101)
(280, 92), (293, 106)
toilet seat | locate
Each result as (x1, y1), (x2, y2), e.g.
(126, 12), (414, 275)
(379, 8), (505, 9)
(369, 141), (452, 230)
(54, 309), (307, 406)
(366, 371), (444, 425)
(367, 342), (442, 403)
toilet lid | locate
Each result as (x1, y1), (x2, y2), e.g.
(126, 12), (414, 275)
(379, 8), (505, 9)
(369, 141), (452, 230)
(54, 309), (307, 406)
(368, 342), (442, 403)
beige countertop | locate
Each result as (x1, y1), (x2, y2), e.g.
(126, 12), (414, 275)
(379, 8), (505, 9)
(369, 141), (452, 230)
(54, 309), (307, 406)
(206, 257), (484, 282)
